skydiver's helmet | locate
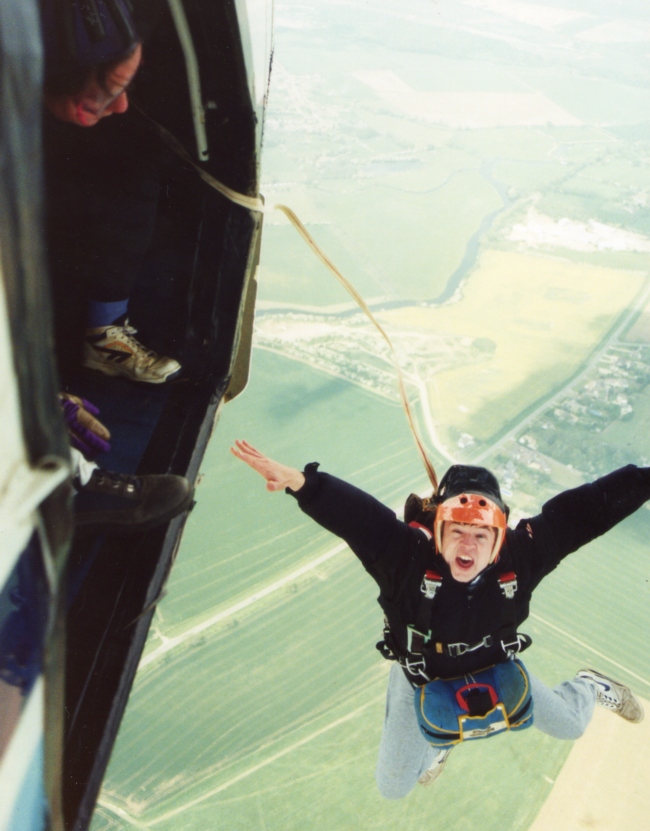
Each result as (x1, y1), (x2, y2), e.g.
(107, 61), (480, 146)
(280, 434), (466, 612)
(42, 0), (139, 93)
(434, 465), (509, 564)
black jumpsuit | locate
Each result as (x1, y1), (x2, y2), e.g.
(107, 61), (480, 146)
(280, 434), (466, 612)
(288, 463), (650, 797)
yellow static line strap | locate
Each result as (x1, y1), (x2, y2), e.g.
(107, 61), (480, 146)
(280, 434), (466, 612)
(140, 107), (439, 490)
(273, 204), (438, 491)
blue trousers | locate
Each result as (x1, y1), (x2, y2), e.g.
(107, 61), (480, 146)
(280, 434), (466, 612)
(376, 661), (596, 799)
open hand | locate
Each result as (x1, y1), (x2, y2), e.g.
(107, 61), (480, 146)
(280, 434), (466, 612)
(230, 440), (305, 492)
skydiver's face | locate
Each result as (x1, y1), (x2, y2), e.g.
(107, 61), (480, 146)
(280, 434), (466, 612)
(440, 522), (496, 583)
(45, 44), (142, 127)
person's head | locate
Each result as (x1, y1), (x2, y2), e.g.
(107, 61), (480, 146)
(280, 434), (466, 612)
(42, 0), (141, 126)
(45, 43), (142, 126)
(434, 465), (508, 583)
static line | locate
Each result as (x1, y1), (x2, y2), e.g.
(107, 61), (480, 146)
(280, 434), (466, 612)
(114, 698), (382, 827)
(531, 612), (650, 689)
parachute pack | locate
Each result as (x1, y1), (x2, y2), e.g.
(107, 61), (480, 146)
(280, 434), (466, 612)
(415, 659), (534, 746)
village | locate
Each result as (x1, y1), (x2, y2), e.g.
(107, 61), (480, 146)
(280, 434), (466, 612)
(253, 310), (488, 402)
(494, 342), (650, 493)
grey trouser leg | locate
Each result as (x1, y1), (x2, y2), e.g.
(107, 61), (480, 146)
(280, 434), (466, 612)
(375, 664), (438, 799)
(374, 664), (597, 799)
(529, 671), (596, 740)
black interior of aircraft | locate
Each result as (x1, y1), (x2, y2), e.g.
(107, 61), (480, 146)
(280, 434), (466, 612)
(39, 2), (262, 828)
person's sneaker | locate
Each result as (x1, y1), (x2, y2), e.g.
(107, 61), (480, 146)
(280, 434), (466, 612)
(577, 669), (644, 724)
(74, 468), (194, 533)
(418, 748), (452, 786)
(83, 321), (181, 384)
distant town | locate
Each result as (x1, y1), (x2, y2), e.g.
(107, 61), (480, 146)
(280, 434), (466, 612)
(254, 306), (650, 494)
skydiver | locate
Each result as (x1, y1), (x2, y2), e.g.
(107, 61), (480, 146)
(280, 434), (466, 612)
(231, 439), (644, 797)
(41, 0), (181, 384)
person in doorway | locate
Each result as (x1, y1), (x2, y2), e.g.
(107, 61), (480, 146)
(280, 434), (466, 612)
(42, 0), (181, 383)
(231, 439), (644, 798)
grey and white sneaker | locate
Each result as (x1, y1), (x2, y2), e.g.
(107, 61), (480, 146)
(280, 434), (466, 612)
(83, 321), (180, 384)
(577, 669), (644, 724)
(418, 748), (452, 786)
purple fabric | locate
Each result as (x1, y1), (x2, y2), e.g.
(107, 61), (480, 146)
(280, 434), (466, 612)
(62, 397), (111, 458)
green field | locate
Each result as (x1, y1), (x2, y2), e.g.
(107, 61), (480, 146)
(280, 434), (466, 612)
(381, 249), (645, 446)
(260, 154), (501, 305)
(513, 67), (650, 125)
(91, 2), (650, 827)
(144, 351), (429, 638)
(602, 382), (650, 463)
(92, 352), (650, 831)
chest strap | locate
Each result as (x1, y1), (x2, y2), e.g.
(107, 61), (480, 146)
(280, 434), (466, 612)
(376, 566), (531, 678)
(495, 572), (532, 657)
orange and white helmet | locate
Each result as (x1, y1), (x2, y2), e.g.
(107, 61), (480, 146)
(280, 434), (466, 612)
(433, 465), (508, 563)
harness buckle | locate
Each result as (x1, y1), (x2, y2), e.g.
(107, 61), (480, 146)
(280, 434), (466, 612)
(447, 635), (493, 657)
(500, 634), (525, 657)
(407, 625), (431, 654)
(500, 632), (532, 658)
(403, 654), (430, 681)
(499, 572), (518, 599)
(420, 570), (443, 599)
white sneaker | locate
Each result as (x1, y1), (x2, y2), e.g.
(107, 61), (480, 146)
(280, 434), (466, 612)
(577, 669), (644, 724)
(418, 748), (452, 786)
(83, 322), (181, 384)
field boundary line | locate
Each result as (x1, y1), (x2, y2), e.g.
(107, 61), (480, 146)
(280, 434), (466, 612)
(128, 698), (381, 826)
(531, 612), (650, 689)
(139, 541), (349, 668)
(94, 798), (150, 829)
(140, 487), (424, 670)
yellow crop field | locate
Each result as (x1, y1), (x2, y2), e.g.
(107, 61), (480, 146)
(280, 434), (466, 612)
(380, 249), (646, 443)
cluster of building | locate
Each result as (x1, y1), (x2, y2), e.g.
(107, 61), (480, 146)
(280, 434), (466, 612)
(547, 344), (649, 430)
(254, 312), (485, 401)
(254, 313), (401, 399)
(496, 343), (650, 488)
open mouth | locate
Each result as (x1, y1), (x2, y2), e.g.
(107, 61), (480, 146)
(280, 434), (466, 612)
(456, 555), (474, 571)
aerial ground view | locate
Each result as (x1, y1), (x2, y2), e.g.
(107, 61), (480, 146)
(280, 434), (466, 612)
(91, 0), (650, 828)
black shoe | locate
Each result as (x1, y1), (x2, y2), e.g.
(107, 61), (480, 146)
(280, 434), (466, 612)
(74, 468), (194, 533)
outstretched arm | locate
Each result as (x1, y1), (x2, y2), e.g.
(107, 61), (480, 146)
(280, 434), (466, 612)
(515, 464), (650, 584)
(231, 441), (416, 588)
(230, 440), (305, 492)
(540, 464), (650, 556)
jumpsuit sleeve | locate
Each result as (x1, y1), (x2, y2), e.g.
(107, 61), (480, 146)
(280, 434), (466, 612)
(513, 464), (650, 580)
(287, 464), (413, 584)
